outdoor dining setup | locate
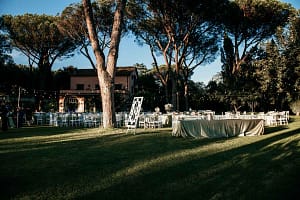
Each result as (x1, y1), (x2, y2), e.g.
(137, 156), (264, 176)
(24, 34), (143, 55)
(32, 109), (289, 136)
(171, 110), (289, 138)
(33, 111), (172, 129)
(171, 110), (289, 126)
(30, 95), (290, 139)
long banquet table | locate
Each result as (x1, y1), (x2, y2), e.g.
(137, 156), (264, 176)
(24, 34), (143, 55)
(172, 119), (264, 138)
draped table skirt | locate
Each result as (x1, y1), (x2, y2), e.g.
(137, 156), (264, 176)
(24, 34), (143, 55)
(172, 119), (264, 138)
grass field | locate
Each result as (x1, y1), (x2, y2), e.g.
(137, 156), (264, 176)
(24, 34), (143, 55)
(0, 117), (299, 200)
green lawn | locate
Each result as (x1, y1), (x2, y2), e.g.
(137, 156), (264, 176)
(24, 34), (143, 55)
(0, 117), (299, 200)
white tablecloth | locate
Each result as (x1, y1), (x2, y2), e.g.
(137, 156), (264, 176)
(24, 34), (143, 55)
(172, 119), (264, 138)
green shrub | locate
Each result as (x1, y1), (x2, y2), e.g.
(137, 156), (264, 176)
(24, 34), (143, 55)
(290, 100), (300, 115)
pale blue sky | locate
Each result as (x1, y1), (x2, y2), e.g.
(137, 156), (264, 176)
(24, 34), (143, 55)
(0, 0), (299, 83)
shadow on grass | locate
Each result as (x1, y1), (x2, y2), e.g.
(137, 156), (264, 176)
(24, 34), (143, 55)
(0, 125), (299, 200)
(0, 126), (84, 138)
(264, 126), (289, 135)
(77, 128), (300, 200)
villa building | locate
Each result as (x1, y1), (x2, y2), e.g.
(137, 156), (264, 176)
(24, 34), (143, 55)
(59, 67), (138, 112)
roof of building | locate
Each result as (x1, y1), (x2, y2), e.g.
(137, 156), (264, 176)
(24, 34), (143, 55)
(116, 66), (137, 76)
(71, 67), (137, 77)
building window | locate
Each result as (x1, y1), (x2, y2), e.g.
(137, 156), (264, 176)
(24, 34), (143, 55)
(68, 97), (78, 103)
(76, 84), (84, 90)
(86, 84), (91, 90)
(115, 84), (122, 90)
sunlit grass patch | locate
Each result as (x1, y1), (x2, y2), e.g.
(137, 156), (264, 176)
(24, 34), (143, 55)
(0, 117), (299, 199)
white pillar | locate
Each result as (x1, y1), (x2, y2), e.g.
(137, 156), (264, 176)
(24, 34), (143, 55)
(77, 97), (85, 113)
(59, 97), (65, 112)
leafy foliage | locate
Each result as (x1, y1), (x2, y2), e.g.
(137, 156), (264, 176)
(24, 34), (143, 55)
(290, 100), (300, 115)
(219, 0), (296, 112)
(0, 17), (13, 65)
(0, 0), (299, 114)
(1, 14), (78, 90)
(58, 1), (116, 69)
(221, 0), (294, 74)
(128, 0), (225, 110)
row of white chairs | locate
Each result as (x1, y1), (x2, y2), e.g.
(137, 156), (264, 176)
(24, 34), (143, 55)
(138, 115), (163, 129)
(33, 112), (126, 128)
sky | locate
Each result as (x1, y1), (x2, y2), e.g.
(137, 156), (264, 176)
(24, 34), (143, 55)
(0, 0), (299, 84)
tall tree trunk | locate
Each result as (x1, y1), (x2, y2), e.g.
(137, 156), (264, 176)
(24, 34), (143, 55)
(98, 70), (115, 127)
(184, 82), (189, 111)
(38, 54), (52, 91)
(82, 0), (126, 128)
(164, 85), (169, 105)
(171, 75), (177, 111)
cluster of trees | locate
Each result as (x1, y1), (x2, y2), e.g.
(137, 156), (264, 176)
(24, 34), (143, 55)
(0, 63), (73, 111)
(0, 0), (299, 127)
(217, 4), (300, 113)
